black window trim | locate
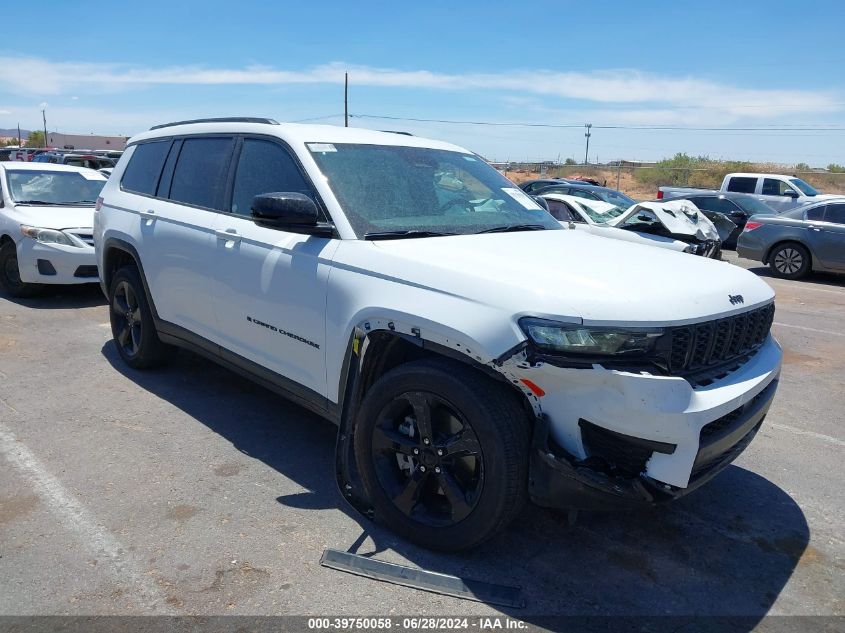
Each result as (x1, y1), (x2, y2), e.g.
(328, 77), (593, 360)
(120, 133), (335, 229)
(156, 138), (182, 199)
(223, 133), (334, 226)
(120, 134), (235, 213)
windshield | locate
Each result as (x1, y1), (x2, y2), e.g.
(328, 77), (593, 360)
(733, 196), (775, 215)
(5, 170), (106, 205)
(308, 143), (561, 237)
(789, 178), (818, 196)
(576, 199), (627, 224)
(591, 188), (636, 207)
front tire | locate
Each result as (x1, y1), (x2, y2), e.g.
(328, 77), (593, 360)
(354, 359), (530, 551)
(108, 265), (172, 369)
(769, 242), (811, 279)
(0, 240), (42, 298)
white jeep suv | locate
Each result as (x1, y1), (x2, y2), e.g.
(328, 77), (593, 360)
(94, 118), (782, 550)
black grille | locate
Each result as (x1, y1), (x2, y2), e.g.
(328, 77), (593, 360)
(668, 304), (774, 375)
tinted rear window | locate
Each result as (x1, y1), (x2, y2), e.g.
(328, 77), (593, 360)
(804, 206), (824, 221)
(825, 203), (845, 224)
(726, 177), (757, 194)
(121, 141), (171, 196)
(168, 137), (234, 210)
(689, 197), (738, 214)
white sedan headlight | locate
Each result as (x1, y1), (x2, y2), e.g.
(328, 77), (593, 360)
(20, 225), (79, 247)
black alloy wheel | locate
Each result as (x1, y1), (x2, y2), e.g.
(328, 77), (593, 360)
(370, 391), (484, 527)
(112, 279), (142, 359)
(108, 265), (172, 368)
(354, 359), (530, 551)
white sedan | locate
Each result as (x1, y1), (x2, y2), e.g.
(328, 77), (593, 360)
(540, 193), (723, 258)
(0, 162), (107, 297)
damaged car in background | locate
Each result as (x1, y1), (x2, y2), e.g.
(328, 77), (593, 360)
(611, 199), (730, 258)
(540, 194), (732, 258)
(95, 119), (782, 551)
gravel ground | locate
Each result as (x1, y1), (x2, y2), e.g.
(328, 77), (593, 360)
(0, 252), (842, 627)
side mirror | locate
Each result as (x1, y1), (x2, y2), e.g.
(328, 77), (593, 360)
(251, 192), (333, 236)
(783, 189), (799, 198)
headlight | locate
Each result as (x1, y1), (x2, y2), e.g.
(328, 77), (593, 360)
(519, 317), (664, 356)
(20, 225), (78, 247)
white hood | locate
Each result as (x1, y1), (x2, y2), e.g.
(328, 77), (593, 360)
(346, 229), (775, 326)
(11, 204), (95, 230)
(610, 200), (720, 241)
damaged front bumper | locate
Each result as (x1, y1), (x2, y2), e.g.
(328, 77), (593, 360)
(529, 378), (776, 510)
(520, 336), (781, 511)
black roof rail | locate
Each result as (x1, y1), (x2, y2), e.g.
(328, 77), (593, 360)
(379, 130), (414, 136)
(149, 117), (280, 131)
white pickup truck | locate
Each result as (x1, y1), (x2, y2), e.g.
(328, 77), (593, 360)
(658, 172), (836, 213)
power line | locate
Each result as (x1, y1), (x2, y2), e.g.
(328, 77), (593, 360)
(290, 114), (344, 123)
(349, 113), (845, 132)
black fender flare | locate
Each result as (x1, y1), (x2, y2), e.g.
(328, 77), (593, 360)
(100, 238), (162, 319)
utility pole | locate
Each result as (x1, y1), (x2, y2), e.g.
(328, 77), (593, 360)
(42, 108), (48, 149)
(344, 72), (348, 127)
(616, 159), (622, 190)
(17, 123), (21, 147)
(583, 124), (592, 165)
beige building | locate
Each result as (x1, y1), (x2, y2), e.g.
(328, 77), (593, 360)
(45, 132), (128, 151)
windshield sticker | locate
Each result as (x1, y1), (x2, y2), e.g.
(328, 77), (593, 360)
(502, 187), (540, 209)
(308, 143), (337, 153)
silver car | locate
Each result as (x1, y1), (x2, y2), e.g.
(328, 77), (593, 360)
(736, 199), (845, 279)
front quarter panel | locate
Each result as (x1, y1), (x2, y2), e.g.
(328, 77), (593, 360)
(324, 240), (528, 403)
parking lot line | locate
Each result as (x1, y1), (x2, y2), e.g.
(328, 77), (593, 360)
(0, 423), (175, 614)
(768, 422), (845, 448)
(773, 322), (845, 337)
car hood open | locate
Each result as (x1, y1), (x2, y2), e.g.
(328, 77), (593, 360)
(338, 228), (775, 327)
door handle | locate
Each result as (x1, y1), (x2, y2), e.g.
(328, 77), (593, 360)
(139, 209), (156, 219)
(808, 225), (823, 232)
(215, 229), (242, 243)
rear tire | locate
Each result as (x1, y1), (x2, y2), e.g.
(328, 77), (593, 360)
(108, 265), (172, 369)
(769, 242), (810, 279)
(353, 358), (530, 551)
(0, 240), (42, 298)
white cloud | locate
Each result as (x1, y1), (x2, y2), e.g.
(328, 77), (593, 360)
(0, 56), (839, 121)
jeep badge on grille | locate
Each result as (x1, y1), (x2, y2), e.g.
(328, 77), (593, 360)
(729, 294), (745, 305)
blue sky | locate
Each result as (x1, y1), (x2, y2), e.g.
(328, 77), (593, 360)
(2, 0), (844, 165)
